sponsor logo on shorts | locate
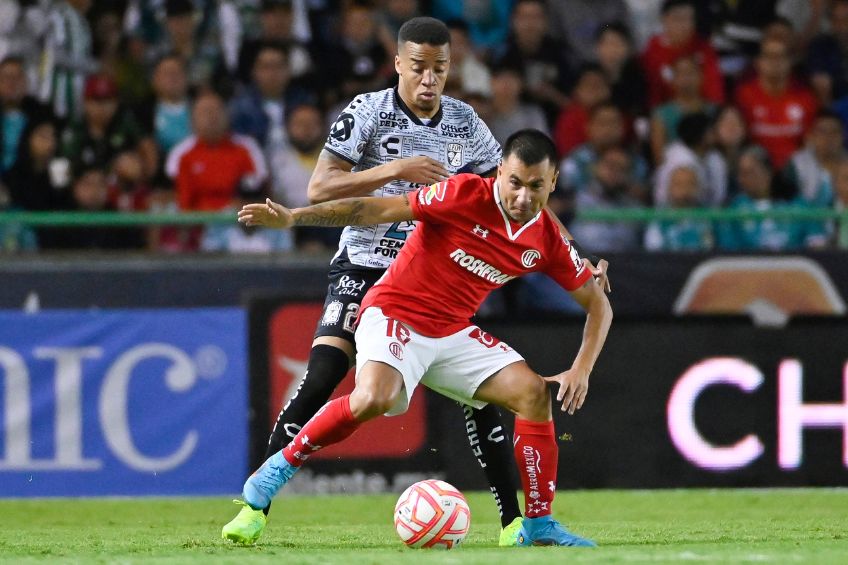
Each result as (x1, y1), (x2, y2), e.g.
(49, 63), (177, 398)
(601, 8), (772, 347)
(449, 249), (516, 285)
(389, 341), (404, 360)
(521, 249), (541, 268)
(335, 274), (366, 296)
(321, 300), (343, 325)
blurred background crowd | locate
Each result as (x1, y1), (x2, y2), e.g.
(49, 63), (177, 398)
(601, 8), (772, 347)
(1, 0), (848, 254)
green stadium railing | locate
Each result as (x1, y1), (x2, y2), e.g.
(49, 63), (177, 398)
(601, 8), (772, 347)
(0, 208), (847, 226)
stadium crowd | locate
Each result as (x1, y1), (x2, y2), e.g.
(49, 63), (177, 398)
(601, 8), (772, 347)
(1, 0), (847, 253)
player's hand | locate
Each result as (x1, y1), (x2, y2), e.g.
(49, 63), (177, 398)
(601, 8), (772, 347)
(237, 198), (294, 229)
(543, 368), (590, 415)
(391, 156), (449, 185)
(583, 258), (611, 293)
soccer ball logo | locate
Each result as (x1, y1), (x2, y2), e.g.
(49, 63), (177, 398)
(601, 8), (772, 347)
(394, 479), (471, 549)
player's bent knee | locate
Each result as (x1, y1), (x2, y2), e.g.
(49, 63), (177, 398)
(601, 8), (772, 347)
(349, 387), (399, 418)
(516, 376), (551, 421)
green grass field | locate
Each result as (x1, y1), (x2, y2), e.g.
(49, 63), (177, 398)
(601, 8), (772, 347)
(0, 489), (845, 564)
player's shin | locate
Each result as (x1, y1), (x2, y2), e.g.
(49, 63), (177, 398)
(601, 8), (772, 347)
(464, 404), (523, 527)
(513, 418), (557, 518)
(282, 395), (362, 466)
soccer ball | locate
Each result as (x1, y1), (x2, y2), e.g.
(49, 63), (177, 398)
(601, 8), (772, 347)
(394, 479), (471, 549)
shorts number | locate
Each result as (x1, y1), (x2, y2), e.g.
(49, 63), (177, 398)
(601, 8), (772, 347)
(343, 303), (359, 334)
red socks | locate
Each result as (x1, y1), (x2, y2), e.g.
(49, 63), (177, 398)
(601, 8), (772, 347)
(282, 396), (361, 466)
(513, 418), (557, 518)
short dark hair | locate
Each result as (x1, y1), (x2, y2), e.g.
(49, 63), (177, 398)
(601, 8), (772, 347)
(661, 0), (694, 15)
(814, 108), (843, 125)
(398, 17), (450, 46)
(502, 129), (558, 168)
(677, 112), (712, 147)
(0, 55), (24, 70)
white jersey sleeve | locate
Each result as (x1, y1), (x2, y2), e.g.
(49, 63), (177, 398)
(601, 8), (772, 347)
(324, 94), (378, 166)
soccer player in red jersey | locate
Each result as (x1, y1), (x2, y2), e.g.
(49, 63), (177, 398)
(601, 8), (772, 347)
(237, 129), (613, 547)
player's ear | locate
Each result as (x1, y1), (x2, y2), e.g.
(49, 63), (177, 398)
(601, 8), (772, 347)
(550, 170), (559, 193)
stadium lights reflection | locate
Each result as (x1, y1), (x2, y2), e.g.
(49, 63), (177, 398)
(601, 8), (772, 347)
(667, 358), (848, 471)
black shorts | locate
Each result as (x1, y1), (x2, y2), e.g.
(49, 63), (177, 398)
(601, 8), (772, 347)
(313, 263), (385, 343)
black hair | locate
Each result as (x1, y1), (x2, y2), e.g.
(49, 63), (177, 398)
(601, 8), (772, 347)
(677, 112), (712, 148)
(254, 41), (289, 64)
(814, 108), (844, 125)
(397, 17), (451, 46)
(502, 129), (558, 168)
(574, 62), (606, 82)
(765, 15), (793, 30)
(594, 21), (633, 44)
(589, 101), (623, 120)
(661, 0), (694, 15)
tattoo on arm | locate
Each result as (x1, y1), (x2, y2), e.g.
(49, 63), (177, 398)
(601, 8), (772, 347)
(294, 199), (366, 227)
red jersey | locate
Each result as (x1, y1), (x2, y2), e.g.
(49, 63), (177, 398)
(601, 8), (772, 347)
(360, 174), (592, 337)
(640, 34), (725, 108)
(167, 134), (267, 211)
(734, 78), (818, 169)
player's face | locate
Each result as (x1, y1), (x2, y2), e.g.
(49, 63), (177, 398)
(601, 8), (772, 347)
(497, 154), (558, 223)
(395, 42), (450, 117)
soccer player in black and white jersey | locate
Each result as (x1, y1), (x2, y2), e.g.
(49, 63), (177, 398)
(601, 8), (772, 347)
(222, 16), (610, 546)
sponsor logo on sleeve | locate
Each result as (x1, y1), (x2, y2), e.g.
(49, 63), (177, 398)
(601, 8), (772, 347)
(330, 113), (355, 142)
(419, 181), (448, 206)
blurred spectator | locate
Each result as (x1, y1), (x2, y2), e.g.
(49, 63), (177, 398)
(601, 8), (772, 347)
(832, 158), (848, 247)
(568, 145), (646, 252)
(594, 22), (647, 117)
(0, 0), (43, 85)
(145, 0), (225, 93)
(644, 165), (713, 251)
(376, 0), (421, 55)
(735, 37), (818, 169)
(784, 110), (846, 207)
(552, 64), (610, 159)
(39, 0), (98, 120)
(108, 151), (151, 213)
(430, 0), (512, 52)
(230, 43), (314, 154)
(167, 91), (267, 212)
(776, 0), (828, 52)
(649, 56), (716, 165)
(444, 19), (492, 99)
(707, 0), (778, 80)
(654, 112), (727, 206)
(1, 56), (51, 177)
(624, 0), (662, 50)
(640, 0), (724, 109)
(547, 0), (630, 68)
(267, 102), (324, 206)
(91, 4), (150, 107)
(137, 54), (192, 172)
(560, 102), (648, 197)
(485, 66), (547, 147)
(492, 0), (572, 120)
(61, 74), (157, 180)
(713, 105), (749, 200)
(6, 116), (69, 212)
(43, 165), (146, 250)
(717, 145), (828, 251)
(807, 0), (848, 105)
(316, 3), (390, 107)
(237, 0), (314, 85)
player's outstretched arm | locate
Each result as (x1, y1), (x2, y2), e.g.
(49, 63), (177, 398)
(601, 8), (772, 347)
(238, 195), (414, 229)
(542, 278), (612, 415)
(307, 151), (449, 204)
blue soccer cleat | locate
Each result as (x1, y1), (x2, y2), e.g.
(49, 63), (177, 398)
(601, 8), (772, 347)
(242, 451), (298, 510)
(516, 515), (597, 547)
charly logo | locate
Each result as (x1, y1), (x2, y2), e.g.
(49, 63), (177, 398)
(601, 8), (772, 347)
(521, 249), (541, 268)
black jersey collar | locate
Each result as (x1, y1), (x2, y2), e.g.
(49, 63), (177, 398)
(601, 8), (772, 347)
(394, 87), (443, 127)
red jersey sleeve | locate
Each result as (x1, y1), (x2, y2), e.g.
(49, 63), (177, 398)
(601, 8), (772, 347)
(543, 234), (593, 292)
(409, 174), (474, 223)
